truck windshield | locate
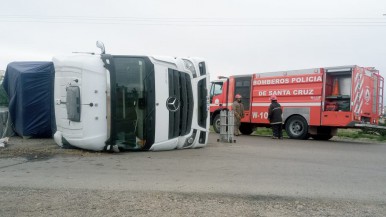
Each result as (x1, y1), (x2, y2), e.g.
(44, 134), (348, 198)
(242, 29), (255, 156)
(112, 56), (155, 150)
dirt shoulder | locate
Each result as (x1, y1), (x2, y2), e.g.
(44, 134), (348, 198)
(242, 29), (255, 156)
(0, 137), (105, 159)
(1, 135), (383, 160)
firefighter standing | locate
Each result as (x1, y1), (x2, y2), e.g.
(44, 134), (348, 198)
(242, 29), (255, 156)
(232, 94), (244, 136)
(268, 95), (283, 139)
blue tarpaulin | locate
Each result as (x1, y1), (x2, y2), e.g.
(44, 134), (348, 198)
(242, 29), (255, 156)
(2, 62), (55, 138)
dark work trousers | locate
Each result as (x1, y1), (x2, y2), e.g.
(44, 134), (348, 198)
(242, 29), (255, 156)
(271, 124), (283, 138)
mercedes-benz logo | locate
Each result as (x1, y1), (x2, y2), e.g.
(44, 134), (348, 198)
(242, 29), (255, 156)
(166, 96), (180, 112)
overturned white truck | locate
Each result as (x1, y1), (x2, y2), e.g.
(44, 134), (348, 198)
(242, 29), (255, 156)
(53, 51), (210, 151)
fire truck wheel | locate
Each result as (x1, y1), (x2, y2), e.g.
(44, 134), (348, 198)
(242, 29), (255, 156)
(285, 116), (309, 140)
(311, 134), (333, 140)
(239, 124), (254, 135)
(305, 133), (311, 140)
(213, 114), (221, 134)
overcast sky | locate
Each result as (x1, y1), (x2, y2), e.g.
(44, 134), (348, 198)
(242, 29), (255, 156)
(0, 0), (385, 81)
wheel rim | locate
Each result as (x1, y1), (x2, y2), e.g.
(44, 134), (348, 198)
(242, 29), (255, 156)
(289, 120), (304, 136)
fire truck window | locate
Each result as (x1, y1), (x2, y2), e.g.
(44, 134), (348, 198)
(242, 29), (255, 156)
(213, 83), (222, 95)
(210, 83), (222, 103)
(235, 81), (250, 87)
(234, 77), (252, 110)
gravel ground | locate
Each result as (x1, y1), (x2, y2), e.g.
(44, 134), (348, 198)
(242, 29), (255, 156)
(0, 137), (105, 159)
(1, 136), (386, 216)
(1, 187), (385, 217)
(0, 135), (383, 159)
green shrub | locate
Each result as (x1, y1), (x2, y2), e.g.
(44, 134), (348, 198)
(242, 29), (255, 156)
(338, 128), (386, 141)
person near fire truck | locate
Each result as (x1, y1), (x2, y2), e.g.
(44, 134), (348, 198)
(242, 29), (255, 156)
(268, 95), (283, 139)
(232, 94), (245, 136)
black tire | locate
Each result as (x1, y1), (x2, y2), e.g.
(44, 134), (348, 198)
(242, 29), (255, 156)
(304, 133), (311, 140)
(212, 114), (221, 134)
(285, 116), (309, 139)
(239, 123), (254, 135)
(311, 134), (333, 140)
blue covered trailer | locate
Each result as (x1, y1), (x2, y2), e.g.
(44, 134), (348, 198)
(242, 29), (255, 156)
(2, 62), (55, 138)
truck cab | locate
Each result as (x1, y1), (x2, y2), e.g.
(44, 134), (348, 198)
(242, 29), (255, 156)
(53, 54), (209, 151)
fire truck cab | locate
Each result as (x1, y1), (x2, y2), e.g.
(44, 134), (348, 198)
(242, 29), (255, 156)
(210, 66), (384, 140)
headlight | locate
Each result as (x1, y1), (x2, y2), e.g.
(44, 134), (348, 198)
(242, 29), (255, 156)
(182, 59), (197, 78)
(183, 129), (197, 148)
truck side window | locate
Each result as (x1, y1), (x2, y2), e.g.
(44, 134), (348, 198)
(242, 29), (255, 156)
(66, 86), (81, 122)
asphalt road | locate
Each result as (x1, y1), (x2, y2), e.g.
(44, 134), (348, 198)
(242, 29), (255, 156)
(1, 134), (386, 216)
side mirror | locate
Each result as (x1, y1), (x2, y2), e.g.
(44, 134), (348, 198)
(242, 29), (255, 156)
(96, 41), (105, 54)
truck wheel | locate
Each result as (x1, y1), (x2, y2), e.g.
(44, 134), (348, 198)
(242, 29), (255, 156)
(285, 116), (309, 139)
(311, 134), (333, 140)
(212, 114), (221, 134)
(239, 124), (254, 135)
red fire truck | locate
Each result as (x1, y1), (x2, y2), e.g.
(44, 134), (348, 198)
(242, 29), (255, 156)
(210, 66), (384, 140)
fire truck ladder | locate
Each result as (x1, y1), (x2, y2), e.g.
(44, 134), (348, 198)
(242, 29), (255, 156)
(217, 110), (236, 143)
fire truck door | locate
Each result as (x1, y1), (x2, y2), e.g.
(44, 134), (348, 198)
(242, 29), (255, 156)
(234, 76), (252, 121)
